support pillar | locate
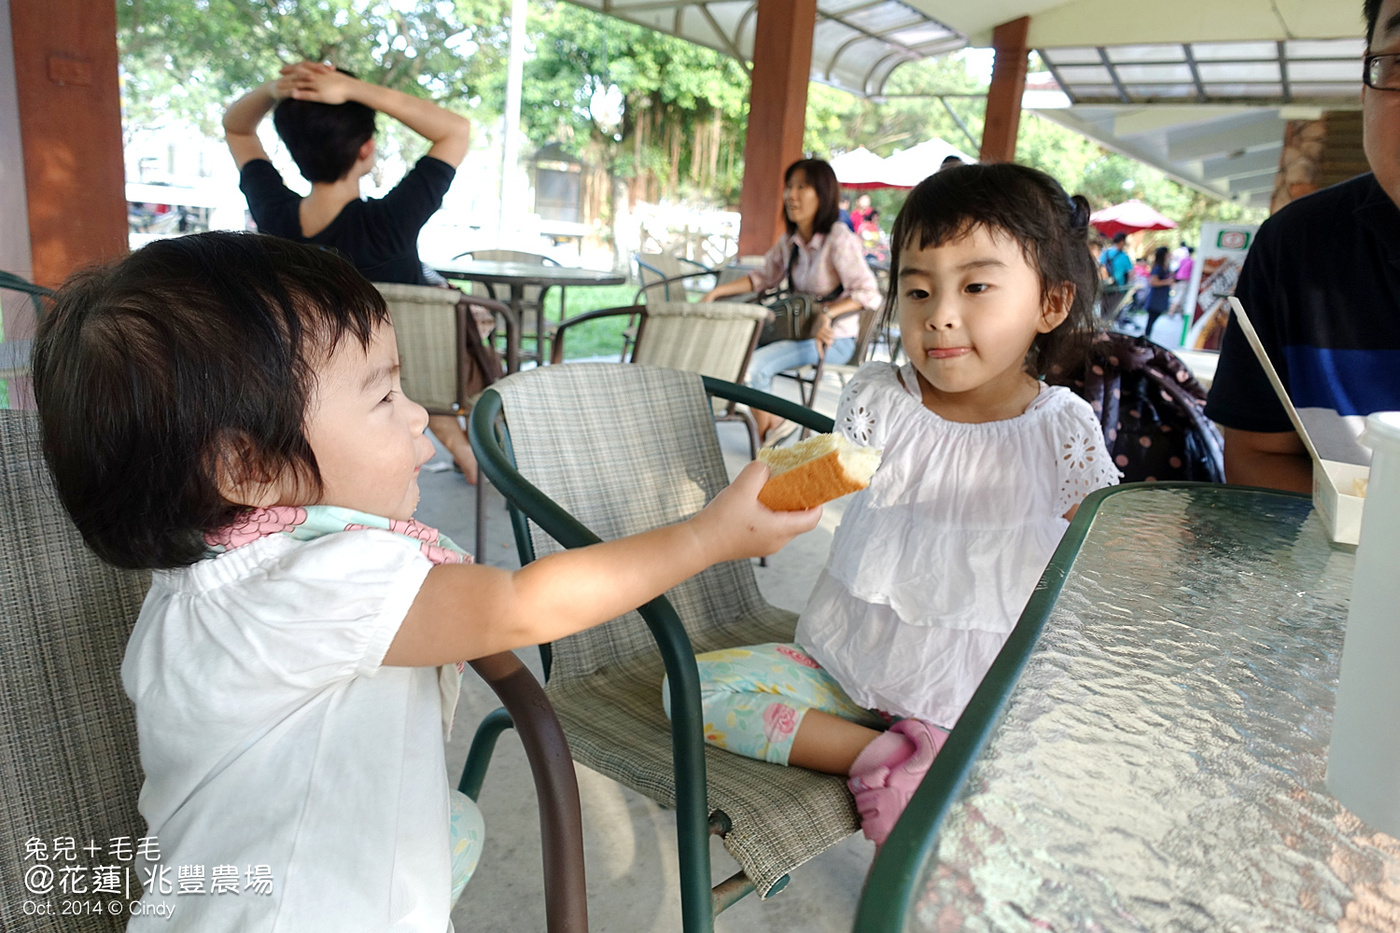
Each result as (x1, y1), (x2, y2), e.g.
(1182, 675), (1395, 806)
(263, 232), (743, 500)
(9, 0), (127, 289)
(736, 0), (817, 257)
(1270, 110), (1366, 213)
(979, 16), (1030, 164)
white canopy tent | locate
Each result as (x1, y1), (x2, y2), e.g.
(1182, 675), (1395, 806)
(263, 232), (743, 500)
(880, 137), (977, 185)
(831, 138), (977, 189)
(829, 146), (895, 188)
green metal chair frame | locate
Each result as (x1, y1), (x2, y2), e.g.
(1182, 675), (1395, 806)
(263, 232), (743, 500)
(466, 365), (845, 933)
(0, 270), (54, 320)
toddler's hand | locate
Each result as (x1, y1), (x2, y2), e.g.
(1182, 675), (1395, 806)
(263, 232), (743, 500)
(691, 461), (821, 563)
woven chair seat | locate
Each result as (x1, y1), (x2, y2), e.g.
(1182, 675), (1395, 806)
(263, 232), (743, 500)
(545, 609), (857, 896)
(488, 362), (858, 899)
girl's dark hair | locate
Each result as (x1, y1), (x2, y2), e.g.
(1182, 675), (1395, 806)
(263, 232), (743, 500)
(1152, 245), (1171, 273)
(783, 158), (841, 237)
(31, 232), (390, 570)
(273, 69), (377, 184)
(1366, 0), (1382, 44)
(884, 162), (1098, 378)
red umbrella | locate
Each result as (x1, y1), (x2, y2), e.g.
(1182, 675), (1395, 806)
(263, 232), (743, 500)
(1090, 199), (1178, 238)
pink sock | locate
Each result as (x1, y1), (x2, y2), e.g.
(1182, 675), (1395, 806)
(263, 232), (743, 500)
(848, 729), (914, 778)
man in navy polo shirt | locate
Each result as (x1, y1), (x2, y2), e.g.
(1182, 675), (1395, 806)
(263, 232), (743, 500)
(1205, 0), (1400, 491)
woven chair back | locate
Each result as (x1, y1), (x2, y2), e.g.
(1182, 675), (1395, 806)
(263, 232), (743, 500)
(636, 252), (695, 282)
(631, 301), (766, 384)
(375, 283), (463, 415)
(0, 412), (148, 932)
(491, 363), (773, 681)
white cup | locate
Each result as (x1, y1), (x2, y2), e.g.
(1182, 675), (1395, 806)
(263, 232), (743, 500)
(1326, 410), (1400, 836)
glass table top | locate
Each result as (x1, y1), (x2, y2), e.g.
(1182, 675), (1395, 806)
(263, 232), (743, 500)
(863, 484), (1399, 932)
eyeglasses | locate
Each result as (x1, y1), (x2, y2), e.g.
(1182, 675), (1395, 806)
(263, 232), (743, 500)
(1364, 52), (1400, 90)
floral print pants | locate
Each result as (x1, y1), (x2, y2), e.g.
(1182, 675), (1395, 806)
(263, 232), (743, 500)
(664, 643), (886, 765)
(449, 790), (484, 907)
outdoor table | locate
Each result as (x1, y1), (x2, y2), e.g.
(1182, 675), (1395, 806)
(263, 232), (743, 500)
(859, 483), (1400, 932)
(434, 259), (625, 371)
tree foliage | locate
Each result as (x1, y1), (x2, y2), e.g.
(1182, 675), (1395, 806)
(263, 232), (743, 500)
(117, 0), (506, 138)
(503, 0), (750, 220)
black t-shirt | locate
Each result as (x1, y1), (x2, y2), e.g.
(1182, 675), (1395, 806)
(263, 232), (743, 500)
(1204, 173), (1400, 464)
(239, 156), (455, 285)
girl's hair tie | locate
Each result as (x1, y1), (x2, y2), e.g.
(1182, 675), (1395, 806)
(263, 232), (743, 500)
(1067, 195), (1092, 232)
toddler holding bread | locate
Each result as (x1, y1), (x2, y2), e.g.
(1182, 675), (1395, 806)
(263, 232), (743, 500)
(30, 232), (818, 931)
(666, 164), (1120, 847)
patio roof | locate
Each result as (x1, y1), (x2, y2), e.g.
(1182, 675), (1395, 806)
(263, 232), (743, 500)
(569, 0), (968, 96)
(1038, 37), (1364, 107)
(912, 0), (1365, 205)
(568, 0), (1367, 204)
(1026, 102), (1323, 208)
(572, 0), (1365, 97)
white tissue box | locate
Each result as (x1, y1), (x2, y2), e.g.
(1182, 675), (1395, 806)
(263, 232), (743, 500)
(1314, 460), (1368, 547)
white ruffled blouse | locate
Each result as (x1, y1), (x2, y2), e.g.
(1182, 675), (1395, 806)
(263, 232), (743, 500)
(795, 361), (1120, 727)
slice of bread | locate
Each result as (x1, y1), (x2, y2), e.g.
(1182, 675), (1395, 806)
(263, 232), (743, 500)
(757, 433), (882, 511)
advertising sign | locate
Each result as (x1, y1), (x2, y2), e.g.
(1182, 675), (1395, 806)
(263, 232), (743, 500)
(1183, 223), (1259, 350)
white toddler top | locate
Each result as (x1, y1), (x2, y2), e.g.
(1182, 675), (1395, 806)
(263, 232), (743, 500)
(123, 530), (455, 933)
(796, 361), (1119, 727)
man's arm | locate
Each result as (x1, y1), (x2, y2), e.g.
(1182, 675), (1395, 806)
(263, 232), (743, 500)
(279, 62), (471, 168)
(222, 81), (279, 169)
(1221, 426), (1312, 493)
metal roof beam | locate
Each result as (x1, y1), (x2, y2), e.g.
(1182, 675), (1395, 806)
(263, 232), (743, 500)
(1200, 145), (1282, 179)
(1227, 168), (1280, 194)
(1165, 112), (1286, 160)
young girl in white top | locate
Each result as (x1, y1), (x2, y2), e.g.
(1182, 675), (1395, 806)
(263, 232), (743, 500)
(30, 232), (819, 932)
(673, 163), (1119, 847)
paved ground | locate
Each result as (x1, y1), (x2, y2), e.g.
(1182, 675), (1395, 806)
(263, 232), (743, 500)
(413, 368), (877, 932)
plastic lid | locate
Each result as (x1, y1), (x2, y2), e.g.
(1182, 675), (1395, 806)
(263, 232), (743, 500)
(1361, 411), (1400, 448)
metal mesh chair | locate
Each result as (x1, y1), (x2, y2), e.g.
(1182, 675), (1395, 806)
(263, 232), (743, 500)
(374, 283), (513, 558)
(550, 300), (766, 460)
(466, 364), (853, 932)
(780, 304), (885, 439)
(635, 252), (718, 302)
(0, 409), (589, 932)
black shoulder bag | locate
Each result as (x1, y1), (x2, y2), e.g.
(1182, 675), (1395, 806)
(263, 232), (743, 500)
(756, 243), (844, 346)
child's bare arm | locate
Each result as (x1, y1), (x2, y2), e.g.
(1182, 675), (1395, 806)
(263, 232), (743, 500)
(278, 62), (471, 168)
(382, 462), (819, 666)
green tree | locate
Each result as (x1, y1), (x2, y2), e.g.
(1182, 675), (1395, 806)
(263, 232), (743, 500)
(117, 0), (507, 155)
(510, 0), (751, 223)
